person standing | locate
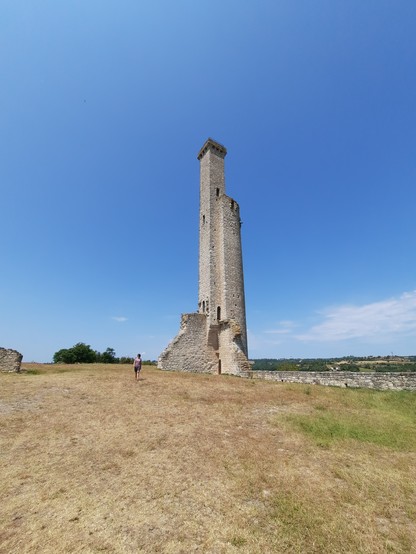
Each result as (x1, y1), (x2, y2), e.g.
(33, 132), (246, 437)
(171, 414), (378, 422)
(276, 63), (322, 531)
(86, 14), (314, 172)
(133, 353), (142, 381)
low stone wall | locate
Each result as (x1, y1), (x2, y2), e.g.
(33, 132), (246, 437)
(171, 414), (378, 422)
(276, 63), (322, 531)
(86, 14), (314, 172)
(0, 348), (23, 373)
(246, 371), (416, 391)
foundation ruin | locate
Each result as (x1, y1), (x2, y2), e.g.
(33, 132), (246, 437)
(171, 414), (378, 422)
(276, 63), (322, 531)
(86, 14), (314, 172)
(0, 348), (23, 373)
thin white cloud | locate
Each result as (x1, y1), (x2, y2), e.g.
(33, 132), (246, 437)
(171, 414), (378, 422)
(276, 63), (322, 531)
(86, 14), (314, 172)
(279, 320), (296, 328)
(296, 290), (416, 342)
(112, 316), (128, 323)
(265, 320), (297, 334)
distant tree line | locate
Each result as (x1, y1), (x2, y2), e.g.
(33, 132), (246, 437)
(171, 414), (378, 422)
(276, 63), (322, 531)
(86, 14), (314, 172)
(251, 357), (416, 373)
(251, 358), (331, 371)
(53, 343), (156, 365)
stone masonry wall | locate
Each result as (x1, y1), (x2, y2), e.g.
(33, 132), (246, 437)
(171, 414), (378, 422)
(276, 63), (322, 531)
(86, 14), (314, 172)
(219, 194), (247, 356)
(158, 313), (217, 373)
(245, 371), (416, 391)
(0, 348), (23, 373)
(218, 320), (251, 375)
(198, 144), (226, 328)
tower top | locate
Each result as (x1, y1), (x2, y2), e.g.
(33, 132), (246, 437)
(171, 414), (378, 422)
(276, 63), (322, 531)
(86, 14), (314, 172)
(197, 138), (227, 160)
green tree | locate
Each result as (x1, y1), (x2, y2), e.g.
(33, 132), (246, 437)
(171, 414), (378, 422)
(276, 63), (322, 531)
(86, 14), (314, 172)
(53, 348), (76, 364)
(100, 347), (117, 364)
(53, 343), (96, 364)
(119, 356), (134, 364)
(71, 342), (96, 363)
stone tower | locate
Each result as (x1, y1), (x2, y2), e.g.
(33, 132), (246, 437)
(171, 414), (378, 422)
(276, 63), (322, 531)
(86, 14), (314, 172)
(158, 138), (250, 375)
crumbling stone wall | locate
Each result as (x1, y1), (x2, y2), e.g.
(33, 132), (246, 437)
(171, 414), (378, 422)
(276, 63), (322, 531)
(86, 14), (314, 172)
(217, 319), (251, 375)
(218, 194), (247, 356)
(246, 371), (416, 391)
(158, 314), (217, 373)
(0, 348), (23, 373)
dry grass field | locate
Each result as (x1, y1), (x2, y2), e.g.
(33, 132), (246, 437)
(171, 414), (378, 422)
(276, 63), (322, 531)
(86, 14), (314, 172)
(1, 364), (415, 554)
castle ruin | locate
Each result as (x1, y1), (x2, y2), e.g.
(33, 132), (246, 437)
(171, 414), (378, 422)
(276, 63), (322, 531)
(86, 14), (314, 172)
(158, 138), (250, 375)
(0, 348), (23, 373)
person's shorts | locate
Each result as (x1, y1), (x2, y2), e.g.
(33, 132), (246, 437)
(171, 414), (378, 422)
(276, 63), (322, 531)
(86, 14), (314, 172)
(134, 367), (141, 373)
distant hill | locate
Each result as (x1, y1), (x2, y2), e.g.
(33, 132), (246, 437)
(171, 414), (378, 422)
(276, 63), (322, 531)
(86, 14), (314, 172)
(251, 356), (416, 372)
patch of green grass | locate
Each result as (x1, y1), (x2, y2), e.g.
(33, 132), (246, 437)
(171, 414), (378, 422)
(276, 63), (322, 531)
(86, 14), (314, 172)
(268, 492), (338, 552)
(281, 389), (416, 451)
(229, 536), (247, 547)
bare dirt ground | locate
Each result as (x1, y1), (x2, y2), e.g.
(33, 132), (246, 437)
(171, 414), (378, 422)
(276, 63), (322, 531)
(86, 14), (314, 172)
(1, 364), (415, 553)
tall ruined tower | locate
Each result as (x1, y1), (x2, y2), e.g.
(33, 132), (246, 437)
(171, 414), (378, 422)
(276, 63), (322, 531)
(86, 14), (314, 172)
(158, 138), (250, 375)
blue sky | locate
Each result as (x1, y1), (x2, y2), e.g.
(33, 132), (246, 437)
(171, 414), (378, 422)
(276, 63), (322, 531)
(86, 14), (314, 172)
(1, 1), (416, 362)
